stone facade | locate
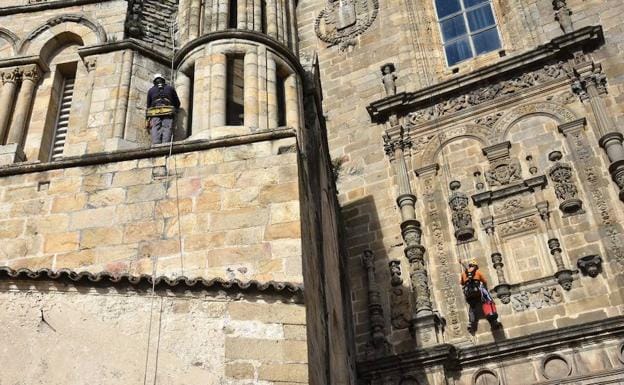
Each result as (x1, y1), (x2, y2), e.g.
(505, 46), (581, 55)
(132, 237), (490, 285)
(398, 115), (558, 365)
(1, 0), (624, 384)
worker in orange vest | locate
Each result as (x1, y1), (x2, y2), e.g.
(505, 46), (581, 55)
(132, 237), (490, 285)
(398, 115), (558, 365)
(460, 259), (499, 333)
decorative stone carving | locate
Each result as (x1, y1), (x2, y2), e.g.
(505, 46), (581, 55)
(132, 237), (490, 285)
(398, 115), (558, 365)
(548, 151), (584, 216)
(559, 120), (624, 265)
(577, 255), (603, 278)
(125, 0), (145, 38)
(362, 250), (390, 358)
(448, 181), (475, 242)
(475, 112), (504, 128)
(553, 0), (573, 33)
(498, 216), (539, 237)
(473, 171), (485, 191)
(389, 260), (410, 330)
(84, 57), (97, 72)
(314, 0), (379, 51)
(1, 68), (19, 84)
(511, 286), (563, 312)
(526, 155), (538, 175)
(548, 238), (574, 290)
(406, 62), (568, 125)
(381, 63), (397, 96)
(20, 65), (41, 82)
(417, 166), (463, 338)
(483, 142), (522, 188)
(570, 61), (607, 101)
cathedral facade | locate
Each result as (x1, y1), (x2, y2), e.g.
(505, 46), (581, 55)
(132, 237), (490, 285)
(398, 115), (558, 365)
(0, 0), (623, 384)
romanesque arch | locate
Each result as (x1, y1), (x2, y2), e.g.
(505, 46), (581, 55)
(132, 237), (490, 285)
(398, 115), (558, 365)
(18, 14), (107, 57)
(0, 27), (18, 58)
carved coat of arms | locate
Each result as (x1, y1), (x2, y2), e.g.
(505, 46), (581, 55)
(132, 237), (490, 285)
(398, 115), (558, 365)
(314, 0), (379, 50)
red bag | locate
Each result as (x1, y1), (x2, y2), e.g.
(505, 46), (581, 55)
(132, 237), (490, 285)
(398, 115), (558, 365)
(482, 301), (498, 321)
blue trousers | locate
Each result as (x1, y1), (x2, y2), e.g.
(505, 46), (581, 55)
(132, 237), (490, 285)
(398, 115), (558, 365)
(150, 116), (173, 145)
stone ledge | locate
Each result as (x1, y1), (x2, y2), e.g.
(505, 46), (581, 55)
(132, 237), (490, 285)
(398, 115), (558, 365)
(356, 315), (624, 378)
(78, 38), (172, 66)
(0, 0), (106, 16)
(367, 26), (604, 123)
(0, 128), (297, 177)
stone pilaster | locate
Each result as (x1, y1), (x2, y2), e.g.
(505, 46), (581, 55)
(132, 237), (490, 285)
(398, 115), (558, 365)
(570, 58), (624, 202)
(482, 216), (511, 303)
(362, 250), (390, 359)
(536, 201), (574, 290)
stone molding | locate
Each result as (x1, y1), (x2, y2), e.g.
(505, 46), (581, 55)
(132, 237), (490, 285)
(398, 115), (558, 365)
(0, 128), (296, 177)
(356, 316), (624, 379)
(0, 0), (106, 16)
(77, 39), (172, 66)
(472, 175), (548, 207)
(366, 26), (603, 124)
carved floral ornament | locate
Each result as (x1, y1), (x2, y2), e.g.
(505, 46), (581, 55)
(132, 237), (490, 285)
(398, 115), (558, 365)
(314, 0), (379, 50)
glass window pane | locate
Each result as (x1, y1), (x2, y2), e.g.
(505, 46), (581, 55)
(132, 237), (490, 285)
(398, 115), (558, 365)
(467, 4), (496, 32)
(445, 38), (473, 65)
(463, 0), (488, 8)
(435, 0), (461, 18)
(472, 28), (501, 55)
(441, 15), (467, 42)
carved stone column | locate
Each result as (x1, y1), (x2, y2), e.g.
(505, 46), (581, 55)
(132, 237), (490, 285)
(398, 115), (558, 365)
(482, 216), (511, 303)
(4, 65), (40, 163)
(284, 74), (300, 128)
(571, 59), (624, 202)
(385, 127), (440, 346)
(0, 68), (19, 144)
(362, 250), (389, 359)
(536, 201), (574, 290)
(244, 48), (259, 129)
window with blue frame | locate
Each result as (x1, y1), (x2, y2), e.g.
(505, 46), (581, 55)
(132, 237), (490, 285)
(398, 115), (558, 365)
(434, 0), (502, 66)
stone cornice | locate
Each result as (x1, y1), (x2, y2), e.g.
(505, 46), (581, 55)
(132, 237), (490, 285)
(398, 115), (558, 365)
(472, 175), (548, 207)
(356, 315), (624, 378)
(0, 128), (296, 177)
(367, 26), (604, 124)
(174, 30), (304, 78)
(78, 39), (171, 66)
(0, 0), (109, 16)
(0, 54), (49, 71)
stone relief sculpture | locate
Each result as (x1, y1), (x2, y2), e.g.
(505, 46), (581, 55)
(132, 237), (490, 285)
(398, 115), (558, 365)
(448, 181), (475, 242)
(482, 142), (523, 188)
(388, 260), (411, 329)
(125, 0), (145, 38)
(406, 62), (568, 125)
(314, 0), (379, 51)
(511, 286), (563, 312)
(381, 63), (397, 96)
(553, 0), (574, 33)
(548, 150), (584, 216)
(362, 250), (390, 358)
(577, 255), (603, 278)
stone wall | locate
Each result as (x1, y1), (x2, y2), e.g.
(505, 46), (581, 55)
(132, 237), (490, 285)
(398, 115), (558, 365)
(297, 0), (624, 370)
(0, 276), (307, 385)
(0, 134), (302, 283)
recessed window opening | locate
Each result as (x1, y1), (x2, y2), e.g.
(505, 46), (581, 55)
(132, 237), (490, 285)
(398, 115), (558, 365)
(229, 0), (238, 28)
(261, 0), (268, 34)
(434, 0), (502, 66)
(226, 54), (245, 126)
(48, 62), (77, 162)
(276, 68), (287, 127)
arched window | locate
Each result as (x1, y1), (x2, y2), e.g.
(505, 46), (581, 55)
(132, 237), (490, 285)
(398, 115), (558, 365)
(434, 0), (501, 66)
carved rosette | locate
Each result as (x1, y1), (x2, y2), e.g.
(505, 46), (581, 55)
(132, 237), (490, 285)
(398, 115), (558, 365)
(314, 0), (379, 51)
(448, 181), (475, 242)
(548, 151), (583, 216)
(362, 250), (390, 358)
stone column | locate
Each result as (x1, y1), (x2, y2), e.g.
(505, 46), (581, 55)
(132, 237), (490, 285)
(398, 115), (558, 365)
(481, 216), (511, 303)
(284, 73), (299, 129)
(210, 52), (227, 128)
(210, 0), (220, 31)
(174, 71), (191, 140)
(112, 49), (134, 140)
(244, 48), (259, 129)
(384, 127), (441, 347)
(536, 200), (574, 290)
(287, 0), (298, 52)
(362, 250), (389, 359)
(0, 68), (19, 144)
(189, 0), (202, 39)
(202, 0), (214, 34)
(266, 55), (278, 128)
(571, 59), (624, 202)
(252, 0), (261, 31)
(257, 46), (268, 130)
(266, 0), (278, 38)
(236, 0), (247, 29)
(6, 65), (40, 155)
(217, 0), (228, 30)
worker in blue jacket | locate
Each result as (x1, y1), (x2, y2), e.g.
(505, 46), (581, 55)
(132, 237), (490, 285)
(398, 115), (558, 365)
(146, 74), (180, 145)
